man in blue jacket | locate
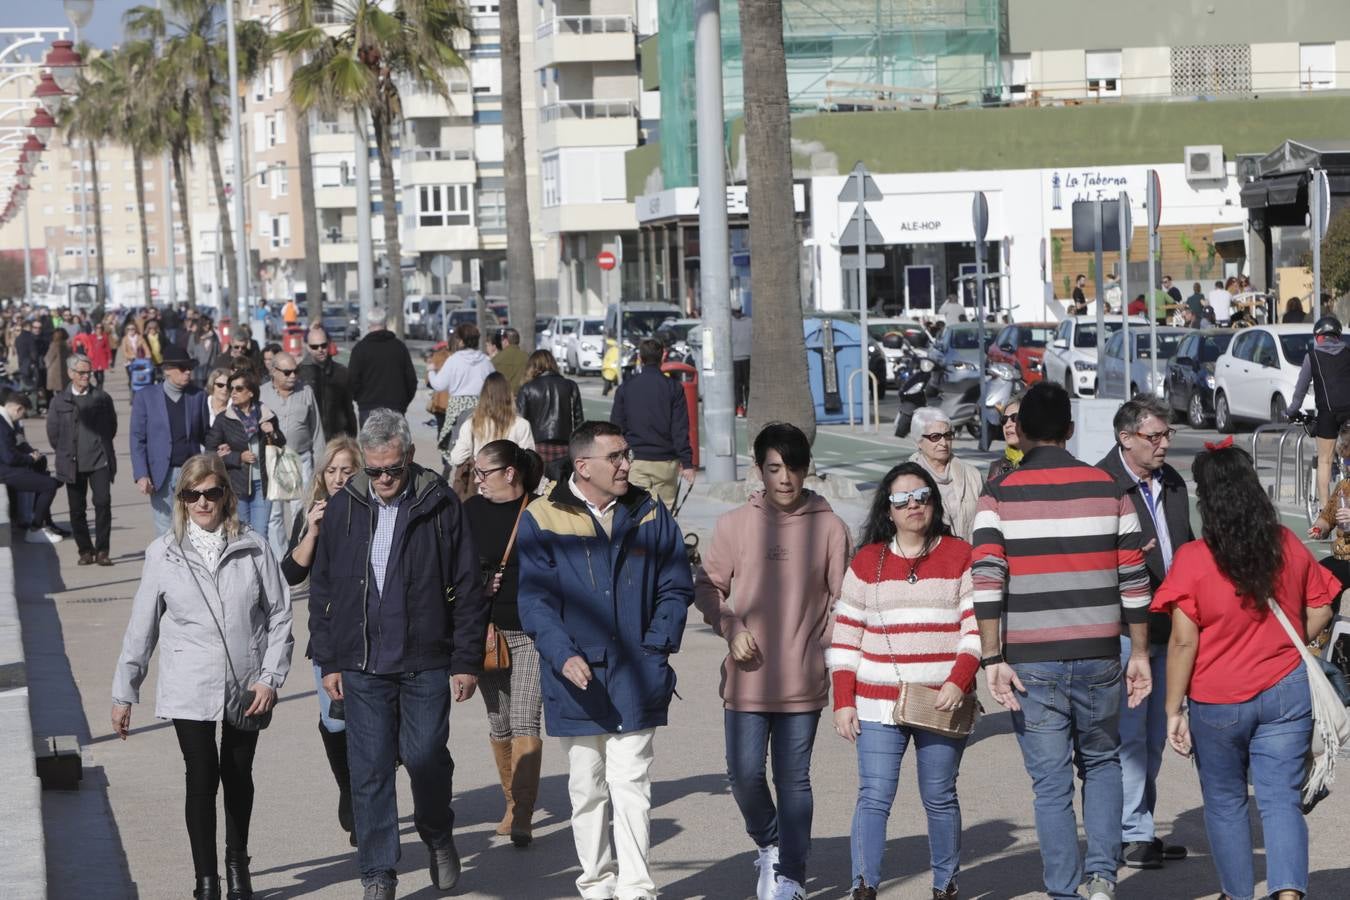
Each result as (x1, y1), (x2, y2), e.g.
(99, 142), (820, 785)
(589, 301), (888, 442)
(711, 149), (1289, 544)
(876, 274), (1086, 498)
(309, 409), (490, 899)
(129, 343), (207, 535)
(610, 339), (693, 508)
(518, 420), (694, 900)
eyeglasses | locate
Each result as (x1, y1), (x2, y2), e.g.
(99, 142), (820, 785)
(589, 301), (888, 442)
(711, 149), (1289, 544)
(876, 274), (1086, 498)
(1134, 428), (1177, 446)
(273, 366), (297, 376)
(213, 381), (228, 389)
(921, 431), (956, 443)
(473, 465), (507, 480)
(229, 384), (248, 394)
(1000, 412), (1019, 426)
(178, 486), (225, 503)
(889, 487), (934, 508)
(579, 447), (635, 467)
(308, 343), (328, 351)
(364, 464), (407, 480)
(71, 368), (92, 377)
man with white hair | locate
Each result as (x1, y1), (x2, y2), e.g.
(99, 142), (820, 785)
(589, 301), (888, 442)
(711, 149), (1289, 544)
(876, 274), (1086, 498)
(348, 307), (419, 425)
(46, 353), (118, 564)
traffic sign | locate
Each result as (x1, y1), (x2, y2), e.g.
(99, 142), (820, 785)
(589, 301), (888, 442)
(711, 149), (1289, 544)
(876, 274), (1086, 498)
(841, 251), (885, 270)
(1146, 169), (1162, 232)
(597, 250), (617, 271)
(972, 192), (989, 243)
(838, 163), (881, 202)
(839, 209), (883, 246)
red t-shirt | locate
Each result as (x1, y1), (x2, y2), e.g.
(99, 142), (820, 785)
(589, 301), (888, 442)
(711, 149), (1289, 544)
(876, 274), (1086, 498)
(1150, 527), (1339, 704)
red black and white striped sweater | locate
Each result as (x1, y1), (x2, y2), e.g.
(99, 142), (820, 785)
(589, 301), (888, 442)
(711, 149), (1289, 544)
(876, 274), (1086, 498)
(828, 537), (980, 722)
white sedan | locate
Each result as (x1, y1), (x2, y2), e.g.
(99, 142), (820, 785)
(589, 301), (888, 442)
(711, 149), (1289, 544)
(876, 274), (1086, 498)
(1212, 324), (1316, 432)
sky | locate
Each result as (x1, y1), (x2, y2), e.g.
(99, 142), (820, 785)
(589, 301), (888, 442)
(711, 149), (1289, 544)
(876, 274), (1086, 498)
(4, 0), (144, 53)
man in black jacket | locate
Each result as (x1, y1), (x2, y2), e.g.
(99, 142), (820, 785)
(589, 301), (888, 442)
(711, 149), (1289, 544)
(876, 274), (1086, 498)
(609, 338), (693, 507)
(1097, 396), (1194, 871)
(298, 324), (359, 438)
(348, 307), (418, 424)
(309, 409), (490, 899)
(516, 349), (584, 482)
(45, 354), (118, 565)
(0, 388), (64, 544)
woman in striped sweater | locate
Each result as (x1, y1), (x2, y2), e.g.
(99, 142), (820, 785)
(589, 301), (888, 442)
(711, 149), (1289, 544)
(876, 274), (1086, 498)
(830, 461), (981, 900)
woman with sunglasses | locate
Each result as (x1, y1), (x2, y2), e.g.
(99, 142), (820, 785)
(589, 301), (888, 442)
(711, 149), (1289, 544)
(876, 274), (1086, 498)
(280, 435), (363, 846)
(204, 367), (233, 429)
(205, 370), (285, 538)
(986, 395), (1024, 483)
(830, 461), (979, 900)
(111, 453), (293, 900)
(907, 407), (983, 542)
(464, 439), (546, 847)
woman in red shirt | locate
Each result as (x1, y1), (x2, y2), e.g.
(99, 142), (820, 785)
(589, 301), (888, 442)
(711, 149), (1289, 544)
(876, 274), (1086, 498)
(1152, 442), (1338, 900)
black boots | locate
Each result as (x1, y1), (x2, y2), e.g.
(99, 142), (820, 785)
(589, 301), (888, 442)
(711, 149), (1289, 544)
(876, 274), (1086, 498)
(319, 722), (356, 845)
(224, 851), (252, 900)
(193, 875), (221, 899)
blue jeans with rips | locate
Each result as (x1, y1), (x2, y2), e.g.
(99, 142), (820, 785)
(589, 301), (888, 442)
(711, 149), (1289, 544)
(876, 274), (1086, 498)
(1011, 657), (1123, 900)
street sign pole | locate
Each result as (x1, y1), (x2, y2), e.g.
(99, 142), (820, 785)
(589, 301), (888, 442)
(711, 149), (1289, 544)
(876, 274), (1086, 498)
(1146, 170), (1161, 396)
(1094, 202), (1106, 361)
(854, 165), (871, 432)
(1312, 169), (1329, 320)
(1118, 191), (1132, 400)
(973, 192), (990, 451)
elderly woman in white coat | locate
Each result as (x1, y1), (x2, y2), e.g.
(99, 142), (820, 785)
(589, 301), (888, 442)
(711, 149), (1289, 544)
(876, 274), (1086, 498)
(906, 407), (984, 541)
(111, 453), (292, 900)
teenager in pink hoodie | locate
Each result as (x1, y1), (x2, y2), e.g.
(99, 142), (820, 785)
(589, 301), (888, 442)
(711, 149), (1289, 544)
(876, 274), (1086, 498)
(693, 423), (852, 900)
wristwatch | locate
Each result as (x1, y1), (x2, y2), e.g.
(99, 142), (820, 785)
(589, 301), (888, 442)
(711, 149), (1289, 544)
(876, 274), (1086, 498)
(979, 654), (1005, 669)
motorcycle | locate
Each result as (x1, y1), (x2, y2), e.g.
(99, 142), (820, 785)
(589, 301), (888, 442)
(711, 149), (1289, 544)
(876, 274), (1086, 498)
(895, 358), (1022, 439)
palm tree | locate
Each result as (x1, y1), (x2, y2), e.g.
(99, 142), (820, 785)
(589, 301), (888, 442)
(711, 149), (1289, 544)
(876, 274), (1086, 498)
(278, 0), (469, 337)
(147, 52), (203, 309)
(60, 43), (111, 310)
(500, 0), (536, 350)
(740, 0), (816, 443)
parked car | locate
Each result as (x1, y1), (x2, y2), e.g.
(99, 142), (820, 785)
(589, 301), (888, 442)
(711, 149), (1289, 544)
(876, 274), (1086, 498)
(565, 316), (606, 374)
(867, 318), (930, 385)
(1212, 323), (1315, 433)
(1097, 326), (1189, 400)
(544, 315), (580, 363)
(987, 321), (1055, 384)
(321, 304), (361, 343)
(1043, 316), (1144, 397)
(1164, 329), (1235, 428)
(444, 306), (501, 341)
(931, 322), (995, 373)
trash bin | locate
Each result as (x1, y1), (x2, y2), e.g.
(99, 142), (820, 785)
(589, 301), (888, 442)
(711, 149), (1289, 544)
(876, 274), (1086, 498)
(803, 317), (864, 425)
(282, 325), (306, 357)
(217, 316), (233, 347)
(661, 361), (700, 468)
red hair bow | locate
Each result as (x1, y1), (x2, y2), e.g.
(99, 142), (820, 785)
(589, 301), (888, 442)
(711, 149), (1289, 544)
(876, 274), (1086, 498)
(1203, 436), (1233, 451)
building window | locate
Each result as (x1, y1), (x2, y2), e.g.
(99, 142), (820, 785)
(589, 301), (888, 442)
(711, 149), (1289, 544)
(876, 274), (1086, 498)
(541, 154), (560, 208)
(270, 214), (291, 249)
(1300, 43), (1335, 90)
(1170, 44), (1251, 95)
(1085, 49), (1121, 97)
(417, 185), (473, 226)
(477, 182), (506, 230)
(127, 246), (137, 256)
(257, 163), (269, 187)
(1001, 53), (1030, 99)
(272, 167), (289, 198)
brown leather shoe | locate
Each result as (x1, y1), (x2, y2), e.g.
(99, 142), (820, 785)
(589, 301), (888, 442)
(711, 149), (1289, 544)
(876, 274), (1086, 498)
(77, 552), (95, 566)
(95, 551), (113, 567)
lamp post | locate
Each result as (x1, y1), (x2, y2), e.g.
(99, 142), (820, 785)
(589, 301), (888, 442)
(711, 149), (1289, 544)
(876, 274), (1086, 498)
(156, 0), (176, 310)
(57, 4), (91, 288)
(223, 0), (251, 326)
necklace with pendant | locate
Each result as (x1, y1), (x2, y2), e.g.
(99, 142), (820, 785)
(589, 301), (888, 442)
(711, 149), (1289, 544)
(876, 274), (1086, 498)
(891, 537), (929, 584)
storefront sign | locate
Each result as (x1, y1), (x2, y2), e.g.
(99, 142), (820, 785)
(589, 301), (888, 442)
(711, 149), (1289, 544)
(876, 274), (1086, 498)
(637, 184), (807, 223)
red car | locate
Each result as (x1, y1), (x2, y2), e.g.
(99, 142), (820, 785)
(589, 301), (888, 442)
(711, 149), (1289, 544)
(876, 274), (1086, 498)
(987, 321), (1056, 383)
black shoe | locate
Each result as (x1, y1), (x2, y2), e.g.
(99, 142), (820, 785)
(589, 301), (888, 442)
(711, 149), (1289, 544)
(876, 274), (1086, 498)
(1153, 838), (1188, 861)
(851, 878), (877, 900)
(96, 551), (113, 566)
(427, 839), (460, 891)
(224, 851), (252, 899)
(1123, 839), (1163, 869)
(77, 551), (94, 566)
(361, 883), (395, 900)
(193, 875), (222, 900)
(933, 881), (959, 900)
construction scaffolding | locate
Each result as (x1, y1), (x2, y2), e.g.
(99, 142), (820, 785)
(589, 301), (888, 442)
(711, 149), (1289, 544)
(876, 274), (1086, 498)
(658, 0), (1002, 188)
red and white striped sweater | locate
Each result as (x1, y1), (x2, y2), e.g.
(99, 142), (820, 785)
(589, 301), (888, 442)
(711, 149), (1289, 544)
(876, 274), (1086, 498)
(828, 537), (981, 722)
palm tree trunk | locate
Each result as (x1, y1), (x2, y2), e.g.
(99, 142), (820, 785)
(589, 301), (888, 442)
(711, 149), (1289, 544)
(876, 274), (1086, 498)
(200, 87), (237, 315)
(172, 147), (198, 307)
(371, 103), (405, 337)
(500, 0), (536, 350)
(133, 146), (153, 307)
(741, 0), (816, 444)
(295, 109), (324, 322)
(87, 142), (107, 310)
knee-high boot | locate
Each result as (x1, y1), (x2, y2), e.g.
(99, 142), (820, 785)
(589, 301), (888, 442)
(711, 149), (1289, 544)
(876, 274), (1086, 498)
(490, 737), (514, 836)
(318, 723), (355, 845)
(509, 736), (544, 848)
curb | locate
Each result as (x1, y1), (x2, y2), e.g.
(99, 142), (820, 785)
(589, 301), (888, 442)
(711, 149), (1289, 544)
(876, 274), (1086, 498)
(0, 490), (47, 899)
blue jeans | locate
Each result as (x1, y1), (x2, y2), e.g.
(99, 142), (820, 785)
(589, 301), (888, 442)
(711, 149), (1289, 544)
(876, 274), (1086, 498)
(313, 663), (345, 734)
(1012, 657), (1123, 900)
(851, 721), (967, 891)
(1118, 636), (1168, 843)
(149, 465), (182, 536)
(343, 668), (455, 887)
(724, 710), (820, 885)
(236, 478), (270, 541)
(1190, 663), (1312, 900)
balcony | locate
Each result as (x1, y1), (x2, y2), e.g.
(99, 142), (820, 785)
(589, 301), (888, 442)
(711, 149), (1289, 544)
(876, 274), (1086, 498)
(409, 225), (480, 253)
(315, 185), (357, 209)
(540, 201), (636, 236)
(539, 99), (638, 150)
(318, 234), (383, 265)
(401, 147), (477, 186)
(534, 15), (634, 68)
(310, 119), (356, 154)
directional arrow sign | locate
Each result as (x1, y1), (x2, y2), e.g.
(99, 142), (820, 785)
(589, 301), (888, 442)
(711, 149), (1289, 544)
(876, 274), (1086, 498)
(838, 162), (882, 202)
(841, 251), (886, 270)
(840, 208), (883, 246)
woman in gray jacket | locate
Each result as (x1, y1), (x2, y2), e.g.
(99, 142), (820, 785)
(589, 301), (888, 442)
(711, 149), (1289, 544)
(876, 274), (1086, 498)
(111, 453), (293, 900)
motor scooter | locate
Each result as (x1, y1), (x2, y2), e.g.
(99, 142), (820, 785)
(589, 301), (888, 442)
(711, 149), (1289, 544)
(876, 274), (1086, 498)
(897, 358), (1021, 439)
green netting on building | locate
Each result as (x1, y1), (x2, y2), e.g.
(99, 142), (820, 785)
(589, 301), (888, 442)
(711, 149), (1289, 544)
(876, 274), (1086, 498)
(658, 0), (1002, 189)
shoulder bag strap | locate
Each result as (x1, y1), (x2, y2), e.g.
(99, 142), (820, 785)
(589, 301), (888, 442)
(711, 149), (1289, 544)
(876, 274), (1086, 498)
(869, 544), (908, 688)
(1268, 596), (1316, 665)
(498, 495), (530, 572)
(180, 539), (248, 693)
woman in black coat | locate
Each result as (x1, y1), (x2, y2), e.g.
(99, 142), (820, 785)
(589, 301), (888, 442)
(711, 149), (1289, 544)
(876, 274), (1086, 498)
(204, 369), (284, 538)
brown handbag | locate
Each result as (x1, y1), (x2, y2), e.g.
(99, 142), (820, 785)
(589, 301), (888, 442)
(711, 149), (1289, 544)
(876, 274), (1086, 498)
(483, 496), (530, 673)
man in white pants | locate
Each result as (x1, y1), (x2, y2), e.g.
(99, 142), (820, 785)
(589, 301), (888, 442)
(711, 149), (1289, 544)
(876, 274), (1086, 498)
(518, 421), (694, 899)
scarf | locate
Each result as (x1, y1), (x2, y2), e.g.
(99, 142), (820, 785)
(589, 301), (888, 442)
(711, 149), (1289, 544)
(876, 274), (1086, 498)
(235, 402), (261, 442)
(187, 520), (226, 571)
(1004, 446), (1024, 468)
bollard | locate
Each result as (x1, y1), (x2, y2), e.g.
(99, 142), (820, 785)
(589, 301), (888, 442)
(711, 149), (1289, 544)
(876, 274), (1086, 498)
(661, 362), (700, 468)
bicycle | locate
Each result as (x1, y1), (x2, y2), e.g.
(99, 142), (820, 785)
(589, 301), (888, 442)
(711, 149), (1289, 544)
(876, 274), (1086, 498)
(1289, 411), (1345, 527)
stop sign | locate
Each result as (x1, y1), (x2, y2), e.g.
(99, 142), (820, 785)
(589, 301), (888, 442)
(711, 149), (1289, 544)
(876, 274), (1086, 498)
(597, 250), (617, 271)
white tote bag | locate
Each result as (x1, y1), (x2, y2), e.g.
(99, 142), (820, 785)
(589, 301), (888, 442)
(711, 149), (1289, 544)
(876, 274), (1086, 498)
(1268, 598), (1350, 811)
(264, 443), (304, 502)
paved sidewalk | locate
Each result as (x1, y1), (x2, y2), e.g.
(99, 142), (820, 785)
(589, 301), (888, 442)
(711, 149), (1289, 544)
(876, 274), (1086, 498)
(16, 367), (1350, 899)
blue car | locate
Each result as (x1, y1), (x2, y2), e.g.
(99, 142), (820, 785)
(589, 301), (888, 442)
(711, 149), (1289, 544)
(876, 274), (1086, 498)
(1164, 328), (1235, 428)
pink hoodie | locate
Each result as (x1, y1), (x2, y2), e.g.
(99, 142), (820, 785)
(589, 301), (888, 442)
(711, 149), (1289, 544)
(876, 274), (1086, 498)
(694, 490), (852, 712)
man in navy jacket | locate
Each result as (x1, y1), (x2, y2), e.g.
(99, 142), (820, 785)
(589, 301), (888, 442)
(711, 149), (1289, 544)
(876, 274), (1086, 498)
(518, 420), (693, 900)
(129, 344), (207, 535)
(609, 339), (693, 508)
(0, 389), (64, 544)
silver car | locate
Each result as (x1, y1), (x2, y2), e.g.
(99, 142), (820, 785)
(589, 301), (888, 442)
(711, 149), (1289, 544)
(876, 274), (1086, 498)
(1098, 327), (1189, 400)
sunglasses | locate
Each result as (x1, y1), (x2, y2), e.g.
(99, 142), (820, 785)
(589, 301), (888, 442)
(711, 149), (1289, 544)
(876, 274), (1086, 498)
(1000, 412), (1019, 426)
(889, 487), (934, 508)
(273, 366), (298, 376)
(179, 486), (225, 503)
(921, 431), (956, 443)
(308, 343), (328, 351)
(364, 464), (407, 480)
(213, 381), (228, 389)
(229, 384), (249, 394)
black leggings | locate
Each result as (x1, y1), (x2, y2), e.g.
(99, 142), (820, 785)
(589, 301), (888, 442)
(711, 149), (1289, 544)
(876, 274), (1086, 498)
(173, 719), (260, 877)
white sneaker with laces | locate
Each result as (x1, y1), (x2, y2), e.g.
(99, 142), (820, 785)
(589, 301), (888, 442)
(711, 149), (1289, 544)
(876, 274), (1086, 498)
(26, 526), (64, 544)
(769, 875), (805, 900)
(753, 845), (779, 900)
(1085, 874), (1115, 900)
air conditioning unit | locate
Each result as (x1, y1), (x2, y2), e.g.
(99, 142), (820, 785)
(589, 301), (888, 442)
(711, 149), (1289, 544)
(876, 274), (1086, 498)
(1184, 145), (1224, 181)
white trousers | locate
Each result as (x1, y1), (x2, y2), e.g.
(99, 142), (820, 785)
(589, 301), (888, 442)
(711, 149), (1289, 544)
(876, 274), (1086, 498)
(560, 729), (657, 900)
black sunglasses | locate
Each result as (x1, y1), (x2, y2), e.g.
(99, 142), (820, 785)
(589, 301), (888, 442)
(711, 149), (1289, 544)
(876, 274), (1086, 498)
(273, 366), (298, 376)
(308, 343), (328, 351)
(1000, 412), (1019, 426)
(179, 486), (225, 503)
(364, 464), (407, 480)
(213, 380), (228, 389)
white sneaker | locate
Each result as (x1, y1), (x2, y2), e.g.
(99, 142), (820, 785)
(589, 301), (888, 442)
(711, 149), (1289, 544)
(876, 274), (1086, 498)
(769, 875), (805, 900)
(26, 526), (64, 544)
(1085, 875), (1115, 900)
(753, 845), (779, 900)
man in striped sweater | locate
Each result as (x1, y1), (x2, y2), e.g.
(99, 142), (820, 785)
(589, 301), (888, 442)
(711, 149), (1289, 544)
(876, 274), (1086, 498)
(971, 381), (1153, 900)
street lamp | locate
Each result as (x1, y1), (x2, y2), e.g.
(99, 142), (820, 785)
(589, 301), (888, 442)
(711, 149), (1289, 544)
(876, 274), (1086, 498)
(63, 0), (96, 29)
(21, 133), (45, 163)
(28, 108), (56, 145)
(33, 72), (70, 117)
(44, 40), (84, 93)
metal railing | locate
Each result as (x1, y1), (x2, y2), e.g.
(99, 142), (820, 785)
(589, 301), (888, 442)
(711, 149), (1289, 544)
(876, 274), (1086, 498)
(402, 147), (474, 163)
(1252, 422), (1317, 509)
(311, 119), (354, 135)
(536, 15), (634, 39)
(540, 98), (637, 122)
(846, 368), (881, 431)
